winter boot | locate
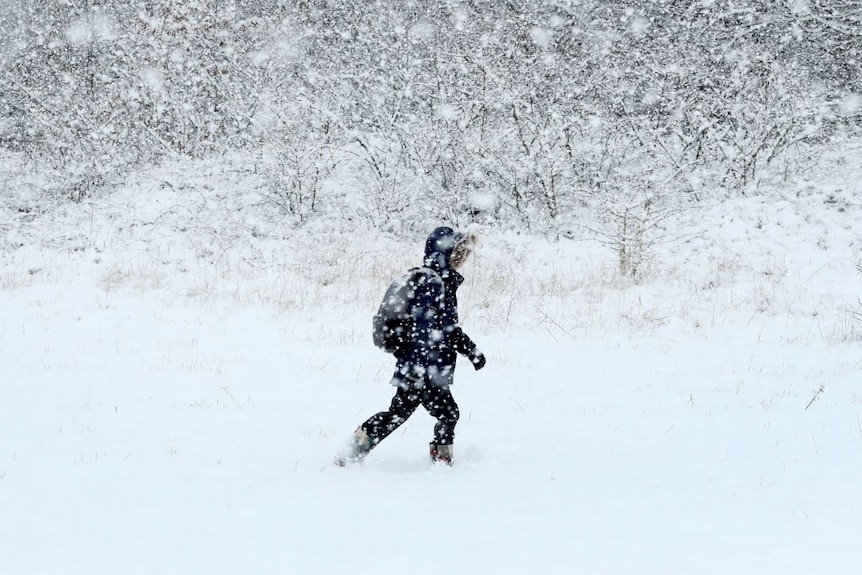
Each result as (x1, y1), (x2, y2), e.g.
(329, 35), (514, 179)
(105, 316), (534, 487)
(334, 429), (374, 467)
(429, 442), (453, 465)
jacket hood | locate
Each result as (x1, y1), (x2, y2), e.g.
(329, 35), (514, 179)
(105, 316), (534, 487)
(423, 226), (464, 275)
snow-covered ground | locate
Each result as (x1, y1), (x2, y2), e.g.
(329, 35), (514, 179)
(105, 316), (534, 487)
(1, 142), (861, 574)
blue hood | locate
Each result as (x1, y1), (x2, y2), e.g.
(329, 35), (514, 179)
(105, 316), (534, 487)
(423, 226), (464, 275)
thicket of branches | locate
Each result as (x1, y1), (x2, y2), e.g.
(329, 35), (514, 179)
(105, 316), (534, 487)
(2, 0), (860, 271)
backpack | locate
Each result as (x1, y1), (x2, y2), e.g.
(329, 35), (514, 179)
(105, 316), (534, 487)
(372, 267), (440, 354)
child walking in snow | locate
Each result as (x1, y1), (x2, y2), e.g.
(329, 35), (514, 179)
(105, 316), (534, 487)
(336, 226), (486, 466)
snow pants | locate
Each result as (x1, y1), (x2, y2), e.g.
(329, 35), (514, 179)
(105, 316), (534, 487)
(360, 384), (460, 446)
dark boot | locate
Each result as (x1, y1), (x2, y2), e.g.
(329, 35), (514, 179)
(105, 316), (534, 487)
(429, 442), (453, 465)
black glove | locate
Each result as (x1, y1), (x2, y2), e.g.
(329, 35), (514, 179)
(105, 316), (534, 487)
(468, 349), (486, 371)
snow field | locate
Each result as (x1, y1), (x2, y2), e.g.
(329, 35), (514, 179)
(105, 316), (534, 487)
(2, 146), (862, 573)
(2, 225), (861, 574)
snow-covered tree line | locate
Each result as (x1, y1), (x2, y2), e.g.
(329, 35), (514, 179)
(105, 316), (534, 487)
(1, 1), (860, 246)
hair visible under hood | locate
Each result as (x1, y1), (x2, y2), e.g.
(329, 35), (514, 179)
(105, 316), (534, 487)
(423, 227), (478, 273)
(450, 231), (477, 269)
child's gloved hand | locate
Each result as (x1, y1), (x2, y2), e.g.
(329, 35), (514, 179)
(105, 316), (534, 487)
(468, 349), (486, 371)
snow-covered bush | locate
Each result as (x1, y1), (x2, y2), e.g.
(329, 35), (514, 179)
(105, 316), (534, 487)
(1, 0), (859, 261)
(0, 1), (260, 200)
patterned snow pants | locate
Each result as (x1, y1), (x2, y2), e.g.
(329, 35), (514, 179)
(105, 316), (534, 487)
(361, 383), (460, 445)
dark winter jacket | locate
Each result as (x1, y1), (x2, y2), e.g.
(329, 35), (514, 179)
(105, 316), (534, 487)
(396, 227), (479, 388)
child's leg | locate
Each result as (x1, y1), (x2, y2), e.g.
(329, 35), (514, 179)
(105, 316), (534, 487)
(422, 386), (460, 445)
(360, 385), (422, 445)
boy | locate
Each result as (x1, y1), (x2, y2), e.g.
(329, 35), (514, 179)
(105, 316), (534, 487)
(336, 226), (486, 466)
